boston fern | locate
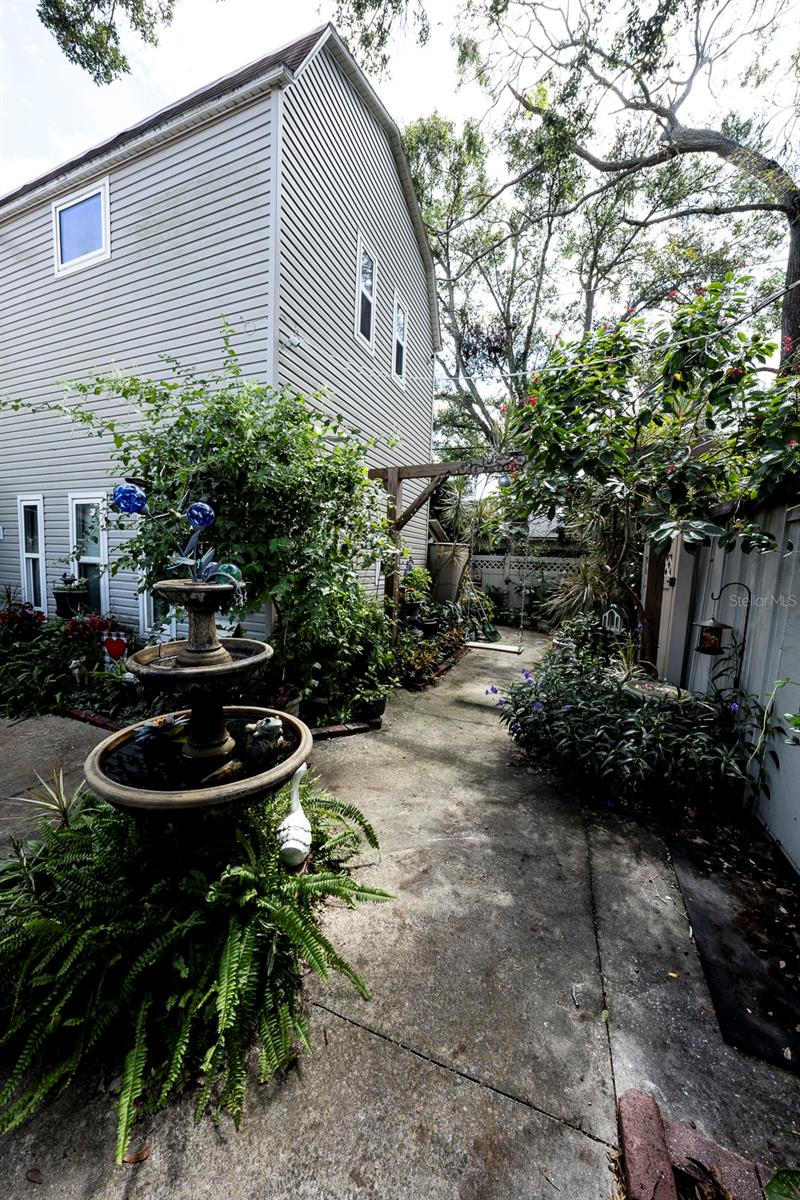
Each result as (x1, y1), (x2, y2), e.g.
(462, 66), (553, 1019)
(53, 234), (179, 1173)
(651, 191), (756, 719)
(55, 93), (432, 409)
(0, 776), (390, 1162)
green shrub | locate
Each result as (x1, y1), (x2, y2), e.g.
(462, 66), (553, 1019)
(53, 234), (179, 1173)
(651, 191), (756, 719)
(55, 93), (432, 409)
(0, 607), (135, 720)
(0, 775), (390, 1161)
(398, 625), (466, 687)
(495, 639), (750, 807)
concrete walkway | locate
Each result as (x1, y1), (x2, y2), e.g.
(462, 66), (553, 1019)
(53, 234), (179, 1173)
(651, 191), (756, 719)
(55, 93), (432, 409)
(0, 637), (798, 1198)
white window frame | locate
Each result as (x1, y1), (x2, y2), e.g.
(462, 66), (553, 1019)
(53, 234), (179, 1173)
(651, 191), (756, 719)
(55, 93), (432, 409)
(52, 177), (111, 277)
(68, 492), (110, 614)
(392, 291), (409, 388)
(354, 233), (378, 354)
(17, 495), (47, 615)
(138, 585), (178, 641)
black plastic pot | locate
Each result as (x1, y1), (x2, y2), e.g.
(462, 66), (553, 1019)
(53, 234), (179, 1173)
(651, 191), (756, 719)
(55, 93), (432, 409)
(403, 601), (421, 622)
(53, 589), (90, 618)
(420, 618), (439, 639)
(357, 696), (387, 722)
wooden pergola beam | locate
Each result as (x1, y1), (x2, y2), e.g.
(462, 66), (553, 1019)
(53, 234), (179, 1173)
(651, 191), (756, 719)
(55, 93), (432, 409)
(368, 453), (527, 484)
(395, 473), (450, 532)
(371, 453), (527, 644)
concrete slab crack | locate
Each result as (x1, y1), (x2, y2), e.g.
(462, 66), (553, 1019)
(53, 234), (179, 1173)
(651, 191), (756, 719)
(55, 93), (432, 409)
(311, 999), (617, 1150)
(584, 816), (619, 1114)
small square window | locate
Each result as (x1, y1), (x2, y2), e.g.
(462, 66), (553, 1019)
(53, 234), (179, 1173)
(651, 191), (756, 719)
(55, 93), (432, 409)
(53, 179), (110, 275)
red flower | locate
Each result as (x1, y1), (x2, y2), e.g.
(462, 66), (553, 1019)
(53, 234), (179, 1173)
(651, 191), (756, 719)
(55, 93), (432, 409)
(696, 287), (706, 296)
(789, 439), (798, 448)
(527, 395), (538, 405)
(499, 403), (508, 415)
(555, 331), (562, 340)
(668, 465), (677, 473)
(667, 290), (678, 299)
(626, 306), (635, 314)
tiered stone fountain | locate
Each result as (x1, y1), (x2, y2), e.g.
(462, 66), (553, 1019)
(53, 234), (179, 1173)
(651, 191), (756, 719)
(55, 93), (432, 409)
(84, 584), (312, 812)
(84, 487), (312, 813)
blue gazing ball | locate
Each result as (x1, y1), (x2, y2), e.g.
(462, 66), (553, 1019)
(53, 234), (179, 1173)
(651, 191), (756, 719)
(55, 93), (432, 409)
(113, 483), (147, 514)
(186, 502), (215, 530)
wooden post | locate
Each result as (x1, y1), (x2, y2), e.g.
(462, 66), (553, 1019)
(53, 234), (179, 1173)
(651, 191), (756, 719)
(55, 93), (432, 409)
(384, 467), (402, 644)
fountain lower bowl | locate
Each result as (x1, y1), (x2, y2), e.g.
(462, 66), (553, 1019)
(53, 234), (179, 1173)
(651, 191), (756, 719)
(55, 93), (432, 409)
(84, 706), (313, 811)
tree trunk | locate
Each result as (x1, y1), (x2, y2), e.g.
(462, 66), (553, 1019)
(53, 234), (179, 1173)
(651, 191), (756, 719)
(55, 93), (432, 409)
(583, 287), (596, 334)
(782, 202), (800, 368)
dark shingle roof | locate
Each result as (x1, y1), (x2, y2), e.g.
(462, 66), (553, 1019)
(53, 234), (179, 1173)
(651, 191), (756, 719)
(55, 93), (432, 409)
(0, 25), (328, 209)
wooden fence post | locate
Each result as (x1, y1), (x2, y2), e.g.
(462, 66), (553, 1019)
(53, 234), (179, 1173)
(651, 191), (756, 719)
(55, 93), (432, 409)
(384, 467), (402, 644)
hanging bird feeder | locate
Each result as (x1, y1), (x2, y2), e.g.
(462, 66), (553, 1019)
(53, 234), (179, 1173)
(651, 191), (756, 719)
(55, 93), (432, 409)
(693, 616), (732, 656)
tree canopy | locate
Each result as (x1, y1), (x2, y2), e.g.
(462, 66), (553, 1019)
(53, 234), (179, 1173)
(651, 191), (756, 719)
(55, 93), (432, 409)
(37, 0), (179, 83)
(340, 0), (800, 398)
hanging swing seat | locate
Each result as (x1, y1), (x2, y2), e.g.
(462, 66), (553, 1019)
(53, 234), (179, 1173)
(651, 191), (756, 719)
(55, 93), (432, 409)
(465, 639), (524, 655)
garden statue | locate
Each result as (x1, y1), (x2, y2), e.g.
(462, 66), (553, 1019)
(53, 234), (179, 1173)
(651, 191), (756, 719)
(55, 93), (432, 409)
(276, 763), (312, 866)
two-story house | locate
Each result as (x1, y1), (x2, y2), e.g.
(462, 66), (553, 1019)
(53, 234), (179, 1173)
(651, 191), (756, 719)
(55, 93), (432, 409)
(0, 24), (441, 636)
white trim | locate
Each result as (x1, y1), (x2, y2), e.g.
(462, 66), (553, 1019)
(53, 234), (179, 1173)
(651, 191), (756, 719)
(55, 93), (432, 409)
(68, 492), (110, 614)
(52, 177), (111, 276)
(267, 86), (285, 386)
(354, 232), (378, 354)
(138, 584), (178, 640)
(391, 290), (408, 389)
(17, 494), (47, 615)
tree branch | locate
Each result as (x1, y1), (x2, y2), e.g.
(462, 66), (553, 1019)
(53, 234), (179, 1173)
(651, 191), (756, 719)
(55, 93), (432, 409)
(622, 201), (791, 228)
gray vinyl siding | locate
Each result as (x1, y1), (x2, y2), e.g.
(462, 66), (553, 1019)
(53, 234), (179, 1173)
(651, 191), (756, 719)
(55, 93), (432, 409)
(0, 95), (275, 633)
(277, 46), (435, 574)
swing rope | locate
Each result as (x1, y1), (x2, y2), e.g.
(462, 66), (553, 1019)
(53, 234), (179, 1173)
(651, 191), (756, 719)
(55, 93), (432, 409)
(463, 538), (525, 656)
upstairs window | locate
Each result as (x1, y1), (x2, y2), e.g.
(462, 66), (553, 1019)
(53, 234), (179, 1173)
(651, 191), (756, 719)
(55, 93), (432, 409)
(355, 235), (377, 351)
(393, 294), (408, 386)
(17, 495), (46, 614)
(52, 179), (110, 275)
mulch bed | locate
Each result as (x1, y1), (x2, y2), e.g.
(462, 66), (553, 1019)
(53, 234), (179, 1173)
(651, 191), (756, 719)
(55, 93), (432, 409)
(670, 811), (800, 1076)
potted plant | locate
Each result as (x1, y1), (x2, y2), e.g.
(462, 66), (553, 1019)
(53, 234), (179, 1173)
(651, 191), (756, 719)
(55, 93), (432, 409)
(354, 679), (393, 722)
(401, 566), (433, 624)
(419, 601), (440, 640)
(53, 572), (90, 618)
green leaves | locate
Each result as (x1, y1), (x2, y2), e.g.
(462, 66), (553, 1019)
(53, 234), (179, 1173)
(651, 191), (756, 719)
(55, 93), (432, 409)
(497, 623), (757, 808)
(0, 773), (387, 1161)
(508, 279), (797, 569)
(766, 1170), (800, 1199)
(115, 996), (151, 1165)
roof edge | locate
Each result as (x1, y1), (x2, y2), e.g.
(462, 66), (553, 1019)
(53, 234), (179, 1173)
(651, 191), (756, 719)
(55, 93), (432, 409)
(0, 25), (330, 217)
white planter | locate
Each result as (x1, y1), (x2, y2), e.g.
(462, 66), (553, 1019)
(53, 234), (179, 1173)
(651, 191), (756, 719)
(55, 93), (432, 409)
(428, 542), (470, 603)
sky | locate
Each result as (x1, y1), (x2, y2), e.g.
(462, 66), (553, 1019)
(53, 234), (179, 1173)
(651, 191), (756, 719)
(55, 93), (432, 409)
(0, 0), (485, 195)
